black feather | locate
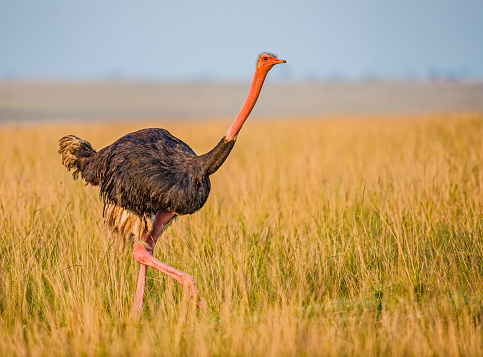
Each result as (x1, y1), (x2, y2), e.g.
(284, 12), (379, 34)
(64, 128), (235, 217)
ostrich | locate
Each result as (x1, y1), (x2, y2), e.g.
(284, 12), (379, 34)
(58, 52), (286, 317)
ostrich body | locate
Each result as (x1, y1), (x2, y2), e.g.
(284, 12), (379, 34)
(58, 53), (285, 317)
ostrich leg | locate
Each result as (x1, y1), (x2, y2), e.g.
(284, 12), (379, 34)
(130, 210), (176, 319)
(130, 210), (205, 319)
(131, 263), (147, 319)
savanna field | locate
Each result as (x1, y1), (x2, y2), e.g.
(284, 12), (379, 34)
(1, 114), (482, 356)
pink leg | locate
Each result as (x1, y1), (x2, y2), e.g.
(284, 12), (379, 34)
(130, 210), (205, 319)
(133, 242), (206, 308)
(130, 263), (147, 319)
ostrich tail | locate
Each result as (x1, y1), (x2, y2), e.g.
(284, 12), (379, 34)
(58, 135), (97, 181)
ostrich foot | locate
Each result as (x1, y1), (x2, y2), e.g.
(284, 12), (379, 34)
(181, 272), (207, 309)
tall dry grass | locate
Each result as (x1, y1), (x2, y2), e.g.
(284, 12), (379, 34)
(1, 113), (483, 356)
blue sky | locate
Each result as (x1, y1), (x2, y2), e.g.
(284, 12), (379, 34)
(1, 0), (482, 81)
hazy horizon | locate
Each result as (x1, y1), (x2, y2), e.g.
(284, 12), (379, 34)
(2, 81), (482, 123)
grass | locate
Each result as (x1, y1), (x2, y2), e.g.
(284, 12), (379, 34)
(1, 113), (483, 356)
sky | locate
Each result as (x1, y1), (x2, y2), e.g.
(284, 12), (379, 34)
(1, 0), (482, 81)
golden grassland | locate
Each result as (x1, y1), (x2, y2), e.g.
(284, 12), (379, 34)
(1, 113), (483, 356)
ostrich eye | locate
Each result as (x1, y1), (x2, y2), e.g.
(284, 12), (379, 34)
(263, 57), (268, 61)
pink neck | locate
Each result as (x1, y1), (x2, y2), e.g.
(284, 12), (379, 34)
(225, 67), (270, 140)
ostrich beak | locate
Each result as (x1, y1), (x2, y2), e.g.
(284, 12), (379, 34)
(275, 59), (287, 64)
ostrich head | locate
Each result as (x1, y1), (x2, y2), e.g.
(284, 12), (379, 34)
(257, 52), (286, 71)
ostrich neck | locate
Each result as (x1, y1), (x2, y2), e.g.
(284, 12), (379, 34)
(197, 66), (271, 176)
(197, 137), (236, 176)
(225, 67), (270, 141)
